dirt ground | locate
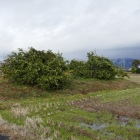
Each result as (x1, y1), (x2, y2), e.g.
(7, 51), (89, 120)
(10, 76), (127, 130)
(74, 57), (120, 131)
(72, 73), (140, 119)
(126, 73), (140, 84)
(73, 98), (140, 119)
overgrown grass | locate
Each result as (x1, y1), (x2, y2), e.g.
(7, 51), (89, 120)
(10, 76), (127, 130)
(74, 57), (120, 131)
(0, 75), (140, 139)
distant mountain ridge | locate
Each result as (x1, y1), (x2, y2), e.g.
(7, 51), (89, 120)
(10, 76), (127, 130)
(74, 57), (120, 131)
(111, 58), (134, 70)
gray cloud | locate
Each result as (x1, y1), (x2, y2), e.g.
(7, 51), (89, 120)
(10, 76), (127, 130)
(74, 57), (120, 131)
(0, 0), (140, 60)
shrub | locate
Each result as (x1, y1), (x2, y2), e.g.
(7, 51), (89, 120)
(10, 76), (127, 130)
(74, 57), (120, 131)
(136, 68), (140, 74)
(68, 52), (128, 79)
(68, 60), (91, 78)
(116, 67), (129, 78)
(86, 52), (117, 79)
(131, 67), (136, 73)
(132, 59), (140, 69)
(1, 47), (71, 89)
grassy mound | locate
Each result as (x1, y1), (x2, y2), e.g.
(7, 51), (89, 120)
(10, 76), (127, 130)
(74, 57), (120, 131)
(0, 75), (139, 99)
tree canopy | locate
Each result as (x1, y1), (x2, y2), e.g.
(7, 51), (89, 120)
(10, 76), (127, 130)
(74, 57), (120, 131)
(1, 47), (70, 89)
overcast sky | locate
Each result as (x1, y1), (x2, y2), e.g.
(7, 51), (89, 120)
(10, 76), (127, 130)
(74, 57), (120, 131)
(0, 0), (140, 60)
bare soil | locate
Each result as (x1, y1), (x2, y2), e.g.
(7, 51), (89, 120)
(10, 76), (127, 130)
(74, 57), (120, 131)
(72, 73), (140, 119)
(126, 73), (140, 84)
(73, 98), (140, 118)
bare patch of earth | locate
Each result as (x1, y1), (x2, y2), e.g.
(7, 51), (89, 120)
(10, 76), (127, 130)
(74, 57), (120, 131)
(73, 98), (140, 118)
(126, 73), (140, 84)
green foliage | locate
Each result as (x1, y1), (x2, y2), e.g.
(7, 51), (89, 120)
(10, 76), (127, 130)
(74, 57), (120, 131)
(1, 48), (128, 90)
(68, 60), (91, 78)
(131, 67), (136, 73)
(116, 67), (129, 78)
(1, 47), (70, 89)
(87, 52), (118, 79)
(132, 59), (140, 68)
(133, 59), (140, 74)
(68, 52), (128, 79)
(136, 68), (140, 74)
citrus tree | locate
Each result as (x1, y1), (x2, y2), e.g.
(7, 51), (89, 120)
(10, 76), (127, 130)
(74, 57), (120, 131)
(68, 59), (92, 78)
(69, 52), (128, 79)
(1, 47), (70, 89)
(86, 52), (117, 79)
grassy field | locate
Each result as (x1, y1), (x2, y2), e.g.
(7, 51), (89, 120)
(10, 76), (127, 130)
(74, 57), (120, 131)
(0, 74), (140, 140)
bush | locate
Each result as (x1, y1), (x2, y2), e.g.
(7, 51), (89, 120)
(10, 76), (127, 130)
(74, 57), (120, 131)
(131, 67), (136, 73)
(116, 67), (129, 78)
(1, 47), (71, 89)
(68, 52), (128, 79)
(136, 68), (140, 74)
(68, 60), (91, 78)
(87, 52), (117, 79)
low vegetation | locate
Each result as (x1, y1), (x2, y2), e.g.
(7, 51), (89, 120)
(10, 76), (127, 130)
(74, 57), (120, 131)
(0, 74), (140, 140)
(0, 75), (138, 99)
